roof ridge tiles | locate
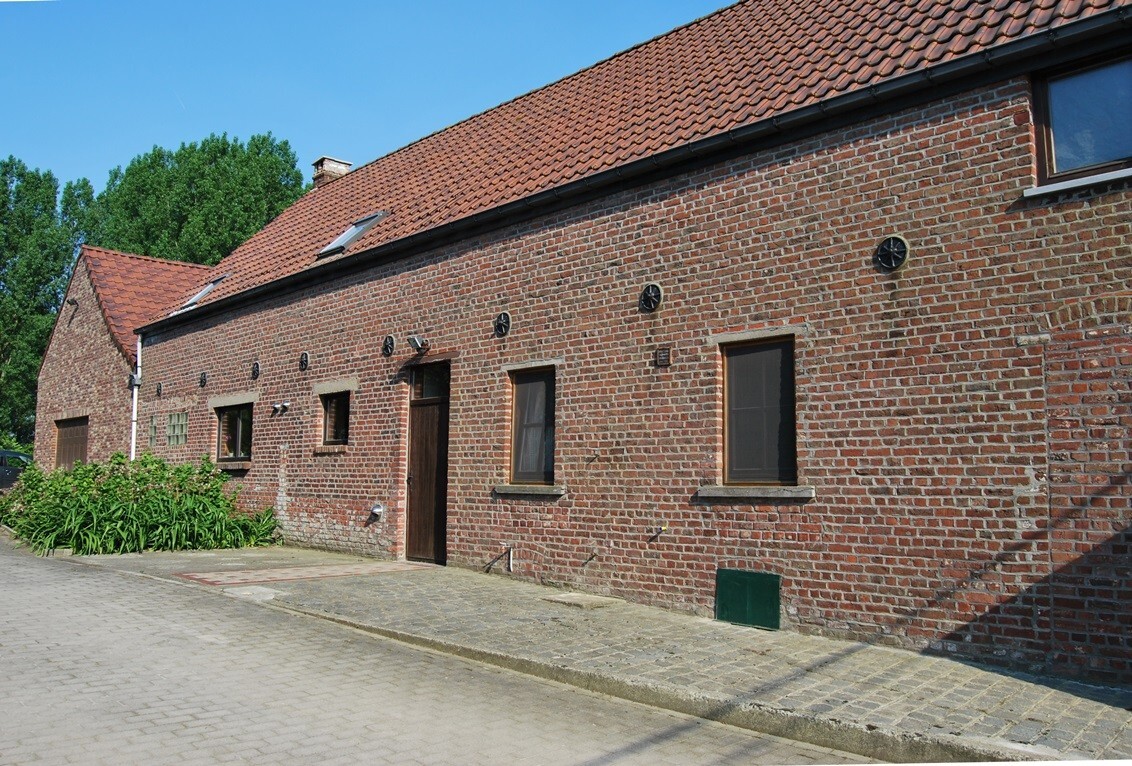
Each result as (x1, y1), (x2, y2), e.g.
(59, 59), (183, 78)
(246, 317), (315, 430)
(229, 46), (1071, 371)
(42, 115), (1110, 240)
(82, 244), (213, 272)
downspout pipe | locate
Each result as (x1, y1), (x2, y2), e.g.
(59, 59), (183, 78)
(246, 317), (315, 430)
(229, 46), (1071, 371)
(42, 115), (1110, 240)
(129, 334), (141, 460)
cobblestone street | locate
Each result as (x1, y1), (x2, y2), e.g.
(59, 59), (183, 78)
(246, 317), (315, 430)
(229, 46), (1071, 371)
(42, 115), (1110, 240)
(0, 543), (872, 765)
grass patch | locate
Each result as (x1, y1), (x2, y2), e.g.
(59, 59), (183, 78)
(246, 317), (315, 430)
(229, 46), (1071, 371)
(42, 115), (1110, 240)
(0, 453), (277, 555)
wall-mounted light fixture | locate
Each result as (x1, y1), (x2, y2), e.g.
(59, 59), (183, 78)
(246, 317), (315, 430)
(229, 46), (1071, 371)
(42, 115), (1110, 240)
(366, 502), (385, 525)
(271, 402), (291, 415)
(66, 298), (79, 306)
(407, 335), (430, 353)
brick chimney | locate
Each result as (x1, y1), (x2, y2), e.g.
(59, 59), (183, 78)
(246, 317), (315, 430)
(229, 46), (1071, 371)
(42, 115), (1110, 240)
(312, 156), (352, 188)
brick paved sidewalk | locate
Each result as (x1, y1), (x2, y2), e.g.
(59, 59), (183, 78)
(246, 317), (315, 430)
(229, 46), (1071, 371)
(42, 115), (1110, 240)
(63, 543), (1132, 763)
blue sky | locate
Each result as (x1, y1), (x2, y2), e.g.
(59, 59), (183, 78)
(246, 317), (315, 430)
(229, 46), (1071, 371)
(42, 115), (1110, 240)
(1, 0), (730, 191)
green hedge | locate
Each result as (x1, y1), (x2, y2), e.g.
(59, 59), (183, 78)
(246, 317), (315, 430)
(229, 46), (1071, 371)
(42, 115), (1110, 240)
(0, 453), (277, 555)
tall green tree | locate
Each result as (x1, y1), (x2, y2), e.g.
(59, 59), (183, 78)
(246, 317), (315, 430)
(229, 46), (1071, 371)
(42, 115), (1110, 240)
(0, 157), (86, 446)
(84, 132), (306, 266)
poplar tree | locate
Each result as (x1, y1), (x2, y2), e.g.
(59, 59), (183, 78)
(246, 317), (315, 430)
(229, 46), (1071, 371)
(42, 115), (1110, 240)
(0, 157), (86, 446)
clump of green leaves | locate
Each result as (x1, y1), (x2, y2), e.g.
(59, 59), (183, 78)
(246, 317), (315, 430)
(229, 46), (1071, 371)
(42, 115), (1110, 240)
(0, 453), (277, 555)
(0, 433), (31, 455)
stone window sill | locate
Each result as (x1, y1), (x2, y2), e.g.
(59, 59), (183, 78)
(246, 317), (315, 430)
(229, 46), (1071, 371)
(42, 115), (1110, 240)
(493, 484), (567, 498)
(695, 485), (815, 502)
(219, 460), (252, 472)
(1022, 166), (1132, 199)
(313, 444), (348, 456)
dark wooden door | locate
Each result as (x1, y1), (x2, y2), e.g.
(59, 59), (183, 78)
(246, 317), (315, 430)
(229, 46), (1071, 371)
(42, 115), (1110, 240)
(406, 364), (449, 563)
(55, 417), (89, 469)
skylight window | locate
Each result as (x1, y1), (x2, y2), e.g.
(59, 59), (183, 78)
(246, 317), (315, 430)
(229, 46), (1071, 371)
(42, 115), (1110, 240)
(174, 274), (228, 313)
(318, 211), (389, 257)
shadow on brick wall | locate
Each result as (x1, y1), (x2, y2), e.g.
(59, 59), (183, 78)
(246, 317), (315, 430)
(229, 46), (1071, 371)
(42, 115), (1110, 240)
(933, 470), (1130, 693)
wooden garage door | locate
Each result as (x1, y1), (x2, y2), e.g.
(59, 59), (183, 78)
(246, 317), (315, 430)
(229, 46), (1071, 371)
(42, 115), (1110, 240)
(55, 417), (89, 469)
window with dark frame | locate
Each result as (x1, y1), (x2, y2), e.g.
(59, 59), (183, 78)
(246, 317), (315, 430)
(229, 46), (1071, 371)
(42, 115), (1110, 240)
(321, 391), (350, 445)
(216, 404), (253, 462)
(723, 338), (797, 485)
(1035, 56), (1132, 183)
(511, 368), (555, 484)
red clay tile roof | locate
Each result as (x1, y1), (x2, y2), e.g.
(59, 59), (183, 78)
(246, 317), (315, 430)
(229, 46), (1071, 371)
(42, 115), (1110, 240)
(170, 0), (1128, 314)
(81, 245), (212, 362)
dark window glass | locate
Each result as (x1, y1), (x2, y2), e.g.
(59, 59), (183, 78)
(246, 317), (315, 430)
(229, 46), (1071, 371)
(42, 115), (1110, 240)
(511, 368), (555, 484)
(724, 339), (796, 484)
(1041, 57), (1132, 180)
(217, 404), (253, 461)
(322, 392), (350, 445)
(412, 365), (449, 400)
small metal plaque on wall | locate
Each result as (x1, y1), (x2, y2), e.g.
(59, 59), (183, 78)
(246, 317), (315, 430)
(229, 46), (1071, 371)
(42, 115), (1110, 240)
(654, 347), (672, 367)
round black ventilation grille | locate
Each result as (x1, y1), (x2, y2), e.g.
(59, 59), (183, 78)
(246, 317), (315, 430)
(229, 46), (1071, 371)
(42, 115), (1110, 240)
(493, 312), (512, 338)
(382, 336), (395, 357)
(251, 361), (260, 380)
(639, 283), (663, 313)
(299, 352), (309, 371)
(199, 372), (208, 388)
(875, 235), (910, 272)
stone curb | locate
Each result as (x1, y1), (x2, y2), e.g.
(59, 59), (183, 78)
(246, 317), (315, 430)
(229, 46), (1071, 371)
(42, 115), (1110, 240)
(268, 601), (1051, 764)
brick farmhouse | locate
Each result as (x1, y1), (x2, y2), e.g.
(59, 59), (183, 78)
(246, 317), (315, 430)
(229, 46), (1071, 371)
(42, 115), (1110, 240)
(36, 1), (1132, 683)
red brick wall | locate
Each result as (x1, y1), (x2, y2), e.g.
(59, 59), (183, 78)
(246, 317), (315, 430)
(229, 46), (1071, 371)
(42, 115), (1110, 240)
(35, 260), (135, 467)
(132, 77), (1130, 681)
(1042, 302), (1130, 682)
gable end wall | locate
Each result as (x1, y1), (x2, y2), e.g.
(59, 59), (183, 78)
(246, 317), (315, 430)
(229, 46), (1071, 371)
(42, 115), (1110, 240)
(34, 260), (134, 467)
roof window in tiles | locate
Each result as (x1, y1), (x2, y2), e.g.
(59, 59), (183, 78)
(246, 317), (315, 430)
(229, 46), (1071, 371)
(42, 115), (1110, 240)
(175, 274), (229, 313)
(318, 211), (389, 257)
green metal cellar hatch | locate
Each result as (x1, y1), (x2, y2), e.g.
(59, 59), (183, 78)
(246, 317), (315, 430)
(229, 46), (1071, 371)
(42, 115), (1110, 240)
(715, 569), (781, 629)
